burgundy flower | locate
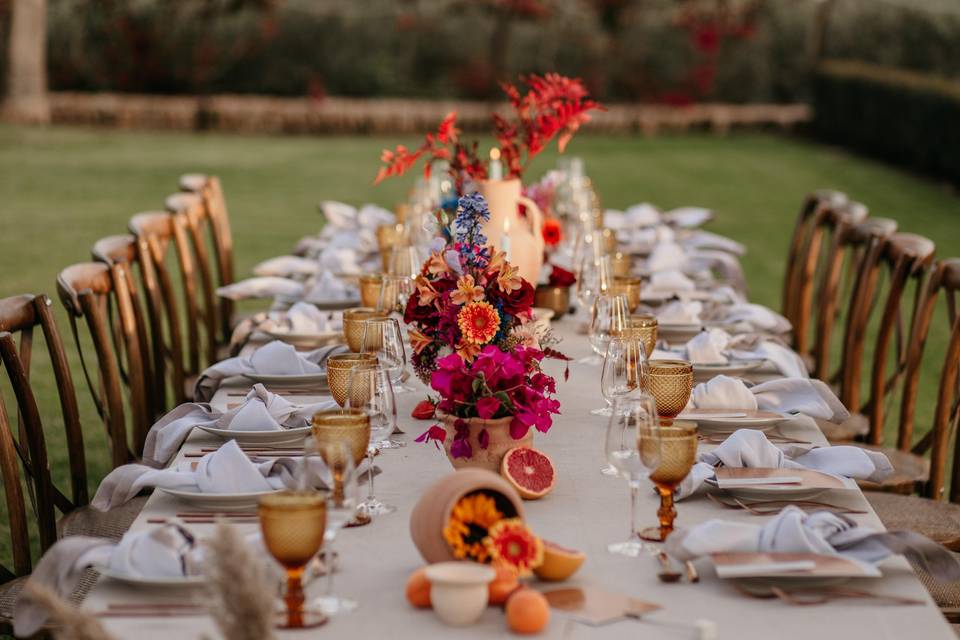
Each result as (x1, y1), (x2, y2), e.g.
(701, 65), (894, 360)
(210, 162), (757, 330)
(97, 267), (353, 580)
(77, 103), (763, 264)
(548, 266), (576, 288)
(489, 278), (535, 316)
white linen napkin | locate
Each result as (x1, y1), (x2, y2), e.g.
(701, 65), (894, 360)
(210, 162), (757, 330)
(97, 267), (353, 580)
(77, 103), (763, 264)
(714, 303), (791, 335)
(261, 302), (342, 335)
(677, 429), (892, 499)
(317, 247), (363, 276)
(301, 270), (354, 302)
(687, 375), (849, 423)
(253, 255), (319, 278)
(681, 230), (746, 256)
(649, 270), (696, 293)
(686, 250), (747, 295)
(605, 203), (661, 230)
(646, 242), (687, 272)
(194, 341), (347, 402)
(685, 328), (729, 364)
(665, 505), (960, 585)
(13, 525), (201, 637)
(663, 206), (712, 228)
(319, 200), (359, 228)
(217, 276), (304, 301)
(728, 337), (808, 378)
(141, 383), (338, 465)
(657, 300), (702, 324)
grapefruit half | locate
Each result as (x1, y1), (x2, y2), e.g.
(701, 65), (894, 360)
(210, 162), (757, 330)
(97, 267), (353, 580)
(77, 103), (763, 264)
(533, 540), (585, 581)
(501, 446), (556, 500)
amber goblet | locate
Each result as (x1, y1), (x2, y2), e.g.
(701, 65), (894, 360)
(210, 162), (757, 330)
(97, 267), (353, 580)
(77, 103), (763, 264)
(646, 359), (693, 418)
(358, 274), (383, 308)
(611, 251), (632, 278)
(311, 408), (372, 467)
(259, 491), (328, 629)
(611, 276), (642, 312)
(629, 314), (659, 359)
(343, 307), (388, 352)
(326, 353), (378, 407)
(639, 420), (697, 542)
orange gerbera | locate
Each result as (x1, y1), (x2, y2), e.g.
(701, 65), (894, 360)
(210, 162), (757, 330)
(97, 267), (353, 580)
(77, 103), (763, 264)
(443, 493), (503, 562)
(483, 518), (543, 577)
(496, 263), (522, 293)
(409, 327), (432, 354)
(450, 274), (485, 306)
(457, 301), (500, 345)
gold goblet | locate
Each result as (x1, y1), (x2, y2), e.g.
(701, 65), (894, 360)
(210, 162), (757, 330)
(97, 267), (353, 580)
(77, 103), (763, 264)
(646, 359), (693, 418)
(376, 224), (404, 271)
(611, 276), (642, 312)
(259, 491), (328, 628)
(326, 353), (378, 407)
(343, 307), (388, 352)
(629, 314), (659, 359)
(611, 251), (632, 278)
(534, 285), (570, 318)
(601, 228), (618, 254)
(640, 420), (697, 542)
(358, 274), (383, 308)
(311, 408), (372, 468)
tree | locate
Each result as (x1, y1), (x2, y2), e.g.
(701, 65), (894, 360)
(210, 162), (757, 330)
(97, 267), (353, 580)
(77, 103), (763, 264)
(2, 0), (50, 123)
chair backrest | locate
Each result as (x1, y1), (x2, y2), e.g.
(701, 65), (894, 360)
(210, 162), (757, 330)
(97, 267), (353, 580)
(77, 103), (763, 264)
(893, 259), (960, 500)
(180, 174), (235, 346)
(92, 234), (183, 413)
(57, 263), (150, 465)
(129, 210), (204, 387)
(782, 189), (848, 344)
(0, 294), (88, 573)
(165, 192), (219, 366)
(844, 232), (936, 443)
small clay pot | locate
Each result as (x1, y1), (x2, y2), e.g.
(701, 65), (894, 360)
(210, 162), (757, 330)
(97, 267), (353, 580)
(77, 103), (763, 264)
(437, 412), (533, 473)
(409, 468), (524, 564)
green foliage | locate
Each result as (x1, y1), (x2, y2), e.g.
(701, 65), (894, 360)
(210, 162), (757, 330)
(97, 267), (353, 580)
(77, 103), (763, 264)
(812, 60), (960, 184)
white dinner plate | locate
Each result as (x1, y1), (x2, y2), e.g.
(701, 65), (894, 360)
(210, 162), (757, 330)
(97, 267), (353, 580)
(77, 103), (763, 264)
(158, 487), (281, 511)
(243, 372), (328, 387)
(263, 329), (343, 349)
(96, 566), (206, 588)
(196, 425), (311, 446)
(706, 468), (857, 501)
(657, 322), (703, 342)
(678, 409), (785, 432)
(693, 359), (766, 379)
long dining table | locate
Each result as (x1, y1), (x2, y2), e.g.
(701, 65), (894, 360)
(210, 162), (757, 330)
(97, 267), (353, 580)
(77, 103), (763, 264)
(78, 305), (958, 639)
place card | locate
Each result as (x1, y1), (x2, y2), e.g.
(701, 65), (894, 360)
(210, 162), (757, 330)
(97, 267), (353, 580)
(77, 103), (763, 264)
(543, 586), (660, 625)
(712, 552), (881, 579)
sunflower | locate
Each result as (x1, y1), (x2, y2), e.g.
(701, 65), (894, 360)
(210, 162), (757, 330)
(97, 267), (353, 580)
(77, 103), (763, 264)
(457, 301), (501, 345)
(443, 493), (504, 562)
(483, 518), (544, 576)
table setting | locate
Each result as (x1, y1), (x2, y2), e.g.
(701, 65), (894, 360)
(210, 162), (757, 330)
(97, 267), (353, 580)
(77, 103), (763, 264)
(13, 72), (960, 640)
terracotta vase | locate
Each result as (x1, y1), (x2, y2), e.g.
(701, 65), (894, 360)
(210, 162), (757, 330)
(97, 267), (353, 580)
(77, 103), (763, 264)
(409, 468), (525, 564)
(478, 179), (544, 286)
(437, 412), (533, 472)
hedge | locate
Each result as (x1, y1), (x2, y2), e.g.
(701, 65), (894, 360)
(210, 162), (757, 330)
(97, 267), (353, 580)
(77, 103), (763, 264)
(812, 60), (960, 184)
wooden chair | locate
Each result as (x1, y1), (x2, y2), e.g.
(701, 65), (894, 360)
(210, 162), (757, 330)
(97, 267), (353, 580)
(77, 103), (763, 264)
(92, 234), (183, 415)
(56, 263), (152, 463)
(179, 173), (236, 348)
(128, 210), (204, 400)
(0, 294), (143, 631)
(781, 190), (848, 350)
(863, 259), (960, 619)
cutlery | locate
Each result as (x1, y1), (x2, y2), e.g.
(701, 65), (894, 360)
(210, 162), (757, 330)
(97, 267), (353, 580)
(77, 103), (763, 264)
(147, 517), (258, 525)
(684, 560), (700, 583)
(656, 552), (683, 583)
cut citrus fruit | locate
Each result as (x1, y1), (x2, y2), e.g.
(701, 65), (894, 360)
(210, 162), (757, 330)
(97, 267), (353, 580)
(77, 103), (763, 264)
(501, 446), (556, 500)
(533, 540), (585, 582)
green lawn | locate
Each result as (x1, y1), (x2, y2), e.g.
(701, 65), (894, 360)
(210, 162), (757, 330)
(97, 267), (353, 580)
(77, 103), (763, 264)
(1, 124), (959, 543)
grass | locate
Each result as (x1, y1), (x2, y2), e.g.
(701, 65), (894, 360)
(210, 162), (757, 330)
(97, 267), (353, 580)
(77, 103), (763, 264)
(1, 123), (959, 558)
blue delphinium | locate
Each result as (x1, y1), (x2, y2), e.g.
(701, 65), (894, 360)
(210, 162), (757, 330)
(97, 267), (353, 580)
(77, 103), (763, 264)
(454, 193), (490, 247)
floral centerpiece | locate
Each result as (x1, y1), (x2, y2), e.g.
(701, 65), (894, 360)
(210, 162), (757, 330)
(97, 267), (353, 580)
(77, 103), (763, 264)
(408, 193), (567, 469)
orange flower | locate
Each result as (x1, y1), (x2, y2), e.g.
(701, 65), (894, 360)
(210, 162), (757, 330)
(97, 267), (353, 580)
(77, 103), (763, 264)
(415, 275), (438, 306)
(457, 301), (501, 345)
(425, 252), (449, 276)
(496, 263), (523, 293)
(450, 274), (485, 306)
(483, 518), (544, 577)
(487, 250), (507, 274)
(455, 340), (482, 361)
(443, 493), (504, 562)
(542, 218), (562, 247)
(409, 328), (432, 354)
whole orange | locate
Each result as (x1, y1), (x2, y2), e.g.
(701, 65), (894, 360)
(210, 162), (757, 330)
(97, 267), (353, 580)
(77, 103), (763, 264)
(405, 567), (431, 608)
(488, 566), (520, 605)
(505, 588), (550, 634)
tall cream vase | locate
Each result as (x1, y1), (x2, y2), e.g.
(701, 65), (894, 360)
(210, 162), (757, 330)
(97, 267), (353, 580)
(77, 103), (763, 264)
(478, 178), (545, 286)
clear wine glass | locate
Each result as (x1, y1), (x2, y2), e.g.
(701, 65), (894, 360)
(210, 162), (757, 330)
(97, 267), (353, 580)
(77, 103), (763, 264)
(586, 293), (629, 365)
(361, 316), (413, 394)
(575, 249), (611, 312)
(387, 245), (420, 309)
(593, 335), (646, 418)
(347, 363), (398, 516)
(605, 394), (661, 557)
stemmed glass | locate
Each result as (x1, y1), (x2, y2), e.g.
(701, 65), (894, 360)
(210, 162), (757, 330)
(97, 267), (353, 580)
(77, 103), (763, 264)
(639, 420), (698, 542)
(361, 316), (413, 394)
(308, 439), (361, 616)
(385, 245), (420, 310)
(347, 363), (398, 516)
(576, 252), (612, 313)
(605, 394), (661, 556)
(258, 491), (328, 629)
(593, 335), (646, 418)
(586, 293), (630, 365)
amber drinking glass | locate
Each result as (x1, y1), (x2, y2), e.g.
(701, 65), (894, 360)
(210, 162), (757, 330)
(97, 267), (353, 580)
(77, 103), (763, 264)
(311, 408), (371, 468)
(326, 353), (378, 408)
(646, 359), (693, 418)
(358, 274), (383, 308)
(628, 314), (659, 360)
(639, 420), (698, 542)
(259, 491), (328, 629)
(343, 307), (388, 352)
(610, 276), (642, 312)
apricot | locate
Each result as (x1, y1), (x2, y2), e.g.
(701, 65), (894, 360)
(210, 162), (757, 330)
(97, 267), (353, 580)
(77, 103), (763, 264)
(488, 565), (520, 605)
(505, 588), (550, 634)
(405, 567), (431, 608)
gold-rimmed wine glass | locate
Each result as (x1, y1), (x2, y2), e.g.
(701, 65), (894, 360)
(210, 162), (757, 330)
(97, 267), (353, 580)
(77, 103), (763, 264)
(639, 420), (698, 542)
(326, 353), (379, 407)
(646, 359), (693, 419)
(259, 491), (328, 629)
(347, 364), (398, 516)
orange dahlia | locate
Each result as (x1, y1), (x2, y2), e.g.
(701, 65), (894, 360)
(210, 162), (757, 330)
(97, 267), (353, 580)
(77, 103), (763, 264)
(457, 301), (500, 345)
(483, 518), (544, 576)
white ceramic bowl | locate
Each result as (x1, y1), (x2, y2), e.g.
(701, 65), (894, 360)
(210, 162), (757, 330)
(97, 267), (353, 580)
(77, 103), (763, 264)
(425, 562), (495, 627)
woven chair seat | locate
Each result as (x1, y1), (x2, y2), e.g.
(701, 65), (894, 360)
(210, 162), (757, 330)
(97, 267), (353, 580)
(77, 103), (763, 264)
(865, 492), (960, 551)
(855, 445), (929, 494)
(58, 496), (149, 541)
(0, 568), (99, 635)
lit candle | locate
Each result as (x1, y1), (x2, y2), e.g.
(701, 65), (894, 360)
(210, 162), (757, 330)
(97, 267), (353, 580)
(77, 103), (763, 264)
(501, 216), (511, 261)
(489, 147), (503, 181)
